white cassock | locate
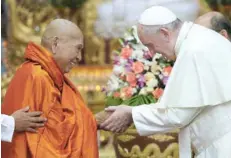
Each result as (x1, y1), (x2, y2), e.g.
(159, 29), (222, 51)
(132, 22), (231, 158)
(1, 114), (15, 142)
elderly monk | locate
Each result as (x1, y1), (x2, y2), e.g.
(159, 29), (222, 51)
(195, 11), (231, 40)
(1, 19), (98, 158)
(100, 6), (231, 158)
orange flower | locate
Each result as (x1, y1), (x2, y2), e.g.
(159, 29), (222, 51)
(163, 66), (172, 76)
(121, 87), (133, 99)
(126, 72), (137, 87)
(113, 92), (120, 98)
(152, 88), (164, 99)
(132, 61), (144, 74)
(121, 47), (132, 59)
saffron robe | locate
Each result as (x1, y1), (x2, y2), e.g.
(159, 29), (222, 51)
(1, 42), (99, 158)
(133, 22), (231, 158)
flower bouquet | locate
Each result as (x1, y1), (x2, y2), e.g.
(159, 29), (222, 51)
(104, 26), (173, 107)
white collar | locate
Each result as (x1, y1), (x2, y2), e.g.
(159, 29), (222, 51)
(174, 22), (194, 56)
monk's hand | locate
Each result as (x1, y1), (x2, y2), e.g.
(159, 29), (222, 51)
(11, 106), (47, 133)
(100, 105), (133, 133)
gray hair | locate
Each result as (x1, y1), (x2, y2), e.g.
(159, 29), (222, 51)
(140, 18), (182, 35)
(211, 15), (231, 39)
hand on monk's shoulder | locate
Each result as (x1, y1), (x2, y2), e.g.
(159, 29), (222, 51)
(11, 106), (47, 133)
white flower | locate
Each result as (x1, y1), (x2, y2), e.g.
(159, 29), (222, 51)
(139, 88), (147, 95)
(144, 65), (149, 71)
(144, 72), (155, 81)
(119, 58), (128, 65)
(131, 50), (144, 59)
(106, 75), (120, 91)
(143, 60), (153, 66)
(124, 32), (134, 41)
(146, 87), (154, 93)
(151, 64), (160, 73)
(132, 88), (138, 94)
(113, 65), (125, 75)
(146, 78), (158, 88)
(153, 53), (162, 60)
(123, 82), (129, 87)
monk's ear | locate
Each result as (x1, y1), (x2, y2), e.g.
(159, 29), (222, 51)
(159, 28), (170, 42)
(51, 36), (59, 55)
(219, 29), (229, 39)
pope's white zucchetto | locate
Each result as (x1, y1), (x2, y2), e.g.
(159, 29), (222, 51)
(138, 6), (177, 25)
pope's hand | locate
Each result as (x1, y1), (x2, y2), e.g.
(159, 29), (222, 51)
(100, 105), (133, 133)
(11, 106), (47, 133)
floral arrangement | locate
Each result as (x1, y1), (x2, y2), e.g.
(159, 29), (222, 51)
(104, 26), (174, 106)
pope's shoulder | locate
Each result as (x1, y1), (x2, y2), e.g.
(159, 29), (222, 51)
(186, 24), (231, 53)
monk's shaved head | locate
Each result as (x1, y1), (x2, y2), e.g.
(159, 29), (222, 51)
(195, 12), (219, 28)
(41, 19), (83, 48)
(195, 12), (231, 40)
(41, 19), (84, 73)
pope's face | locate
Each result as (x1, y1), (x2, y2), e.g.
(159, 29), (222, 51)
(137, 25), (176, 60)
(52, 36), (83, 73)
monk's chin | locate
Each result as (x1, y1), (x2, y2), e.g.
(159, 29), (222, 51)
(64, 69), (70, 74)
(64, 66), (72, 74)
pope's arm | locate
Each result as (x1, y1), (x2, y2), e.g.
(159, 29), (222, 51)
(132, 103), (204, 136)
(1, 114), (15, 142)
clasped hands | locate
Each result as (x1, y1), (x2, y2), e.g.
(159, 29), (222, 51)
(96, 105), (133, 133)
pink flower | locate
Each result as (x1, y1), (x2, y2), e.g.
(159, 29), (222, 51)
(132, 61), (144, 74)
(121, 47), (132, 59)
(143, 50), (154, 59)
(152, 88), (164, 99)
(126, 72), (137, 87)
(113, 92), (120, 98)
(163, 66), (172, 76)
(121, 87), (133, 99)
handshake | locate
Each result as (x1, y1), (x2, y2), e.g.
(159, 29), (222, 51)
(95, 105), (133, 133)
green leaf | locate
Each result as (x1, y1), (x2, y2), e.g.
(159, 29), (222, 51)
(122, 94), (157, 106)
(105, 96), (123, 107)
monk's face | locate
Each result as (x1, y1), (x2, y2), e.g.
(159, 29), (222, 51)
(137, 24), (176, 60)
(52, 36), (83, 73)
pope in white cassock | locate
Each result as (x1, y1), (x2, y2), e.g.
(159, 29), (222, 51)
(100, 6), (231, 158)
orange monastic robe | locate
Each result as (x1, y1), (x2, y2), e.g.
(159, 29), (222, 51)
(2, 42), (99, 158)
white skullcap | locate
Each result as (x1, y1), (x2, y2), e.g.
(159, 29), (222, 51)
(139, 6), (177, 25)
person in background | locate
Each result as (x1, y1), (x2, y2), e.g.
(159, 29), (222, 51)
(195, 11), (231, 40)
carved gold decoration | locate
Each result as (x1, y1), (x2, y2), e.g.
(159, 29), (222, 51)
(113, 124), (180, 158)
(117, 135), (136, 143)
(80, 0), (104, 64)
(117, 143), (179, 158)
(147, 134), (175, 142)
